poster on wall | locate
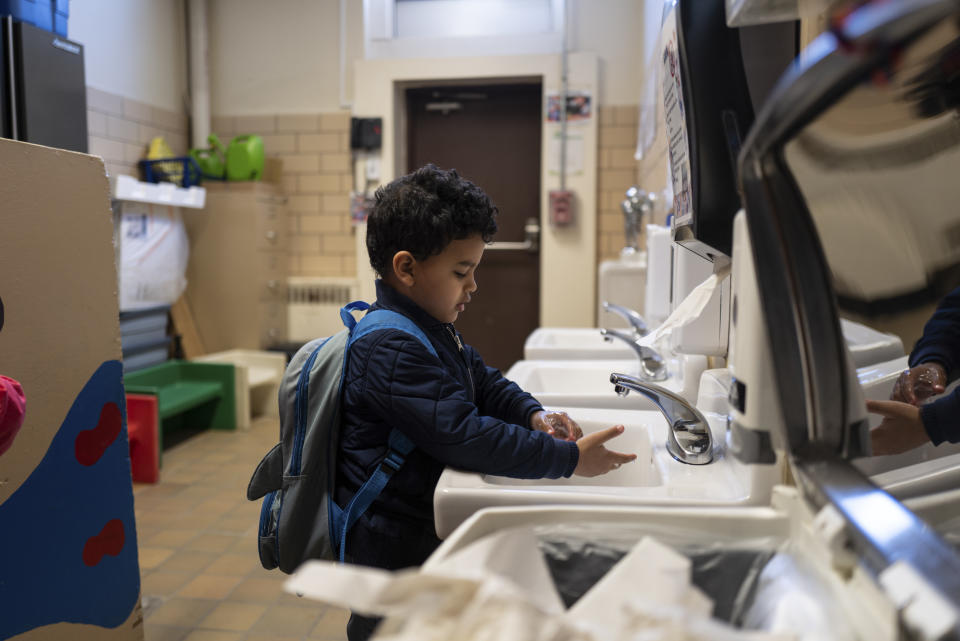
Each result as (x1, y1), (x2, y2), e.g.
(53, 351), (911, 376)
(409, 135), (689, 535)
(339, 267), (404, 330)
(545, 91), (592, 123)
(661, 5), (693, 226)
(547, 131), (585, 176)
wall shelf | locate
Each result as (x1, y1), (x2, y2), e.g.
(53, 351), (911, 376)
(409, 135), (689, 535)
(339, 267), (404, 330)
(112, 174), (206, 209)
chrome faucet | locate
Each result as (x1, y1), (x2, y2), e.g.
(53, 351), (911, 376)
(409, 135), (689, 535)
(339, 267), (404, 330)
(600, 328), (667, 381)
(602, 301), (648, 336)
(610, 373), (713, 465)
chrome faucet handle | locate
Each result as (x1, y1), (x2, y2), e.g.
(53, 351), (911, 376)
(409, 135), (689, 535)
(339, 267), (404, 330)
(610, 372), (713, 465)
(602, 301), (648, 336)
(600, 329), (667, 381)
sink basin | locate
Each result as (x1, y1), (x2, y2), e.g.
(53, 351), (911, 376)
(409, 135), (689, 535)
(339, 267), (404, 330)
(524, 327), (637, 360)
(506, 359), (686, 410)
(434, 406), (781, 538)
(854, 354), (960, 497)
(485, 414), (662, 488)
(434, 355), (960, 540)
(840, 318), (904, 368)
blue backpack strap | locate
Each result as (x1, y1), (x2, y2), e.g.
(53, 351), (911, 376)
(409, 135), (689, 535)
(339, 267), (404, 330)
(331, 306), (437, 562)
(334, 428), (415, 562)
(348, 309), (439, 359)
(340, 300), (371, 331)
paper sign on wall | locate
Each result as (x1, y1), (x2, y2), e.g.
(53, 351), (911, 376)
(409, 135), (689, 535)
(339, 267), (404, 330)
(661, 5), (693, 226)
(545, 91), (592, 124)
(547, 131), (584, 176)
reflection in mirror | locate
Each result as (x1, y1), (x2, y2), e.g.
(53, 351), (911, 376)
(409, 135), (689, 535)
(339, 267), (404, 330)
(783, 18), (960, 476)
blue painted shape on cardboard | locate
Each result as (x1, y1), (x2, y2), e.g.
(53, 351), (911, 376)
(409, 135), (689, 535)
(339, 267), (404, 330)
(0, 360), (140, 640)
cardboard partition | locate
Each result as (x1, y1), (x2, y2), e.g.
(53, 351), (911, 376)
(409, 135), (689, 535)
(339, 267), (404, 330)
(0, 139), (143, 641)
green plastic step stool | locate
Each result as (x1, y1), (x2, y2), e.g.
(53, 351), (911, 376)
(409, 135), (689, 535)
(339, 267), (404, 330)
(123, 360), (236, 465)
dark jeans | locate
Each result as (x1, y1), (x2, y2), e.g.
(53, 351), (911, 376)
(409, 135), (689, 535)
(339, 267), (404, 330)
(346, 612), (382, 641)
(343, 516), (442, 641)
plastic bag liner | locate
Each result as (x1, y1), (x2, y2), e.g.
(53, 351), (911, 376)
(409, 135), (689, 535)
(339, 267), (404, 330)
(533, 521), (778, 626)
(118, 203), (189, 311)
(741, 550), (859, 641)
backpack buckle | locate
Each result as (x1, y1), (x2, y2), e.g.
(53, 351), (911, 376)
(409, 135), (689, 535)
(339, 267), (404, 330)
(383, 450), (405, 472)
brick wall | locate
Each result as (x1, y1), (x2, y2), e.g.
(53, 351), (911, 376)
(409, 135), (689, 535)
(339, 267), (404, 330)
(85, 92), (356, 279)
(86, 87), (189, 182)
(596, 104), (642, 263)
(91, 98), (657, 280)
(212, 113), (355, 279)
(636, 99), (669, 229)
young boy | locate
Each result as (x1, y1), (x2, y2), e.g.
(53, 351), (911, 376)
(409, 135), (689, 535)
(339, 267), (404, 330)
(336, 164), (635, 640)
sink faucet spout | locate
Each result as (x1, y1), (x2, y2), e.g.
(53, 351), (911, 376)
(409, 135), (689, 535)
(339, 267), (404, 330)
(600, 329), (668, 381)
(602, 301), (649, 336)
(609, 372), (713, 465)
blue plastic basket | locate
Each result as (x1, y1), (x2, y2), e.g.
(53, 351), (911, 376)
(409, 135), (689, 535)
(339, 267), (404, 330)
(139, 157), (203, 188)
(0, 0), (68, 36)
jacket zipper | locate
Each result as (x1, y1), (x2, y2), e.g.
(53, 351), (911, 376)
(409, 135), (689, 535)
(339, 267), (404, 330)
(446, 325), (475, 400)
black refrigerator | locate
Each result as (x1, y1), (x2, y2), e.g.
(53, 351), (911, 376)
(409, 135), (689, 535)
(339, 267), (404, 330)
(0, 16), (86, 153)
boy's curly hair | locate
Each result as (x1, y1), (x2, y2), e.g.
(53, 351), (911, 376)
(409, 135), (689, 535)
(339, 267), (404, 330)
(366, 164), (498, 277)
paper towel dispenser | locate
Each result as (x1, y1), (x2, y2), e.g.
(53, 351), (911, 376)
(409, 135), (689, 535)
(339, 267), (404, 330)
(662, 0), (796, 261)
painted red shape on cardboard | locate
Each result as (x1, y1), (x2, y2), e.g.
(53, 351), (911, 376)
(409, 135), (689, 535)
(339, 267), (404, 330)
(82, 519), (125, 567)
(0, 375), (26, 457)
(74, 402), (122, 466)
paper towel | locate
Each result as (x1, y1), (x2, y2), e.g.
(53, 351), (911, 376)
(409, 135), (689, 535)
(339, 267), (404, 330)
(284, 528), (797, 641)
(640, 272), (724, 348)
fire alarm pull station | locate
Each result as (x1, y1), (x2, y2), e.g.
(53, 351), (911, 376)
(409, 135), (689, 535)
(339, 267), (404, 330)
(549, 189), (574, 226)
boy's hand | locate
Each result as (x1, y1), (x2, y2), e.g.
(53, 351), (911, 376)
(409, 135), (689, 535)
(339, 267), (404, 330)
(891, 363), (946, 406)
(531, 410), (583, 442)
(866, 400), (930, 455)
(574, 425), (637, 477)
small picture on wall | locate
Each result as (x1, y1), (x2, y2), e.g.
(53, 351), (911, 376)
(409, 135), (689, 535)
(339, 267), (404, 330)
(546, 91), (592, 123)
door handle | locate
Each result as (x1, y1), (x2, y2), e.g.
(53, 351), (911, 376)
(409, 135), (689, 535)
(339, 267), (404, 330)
(486, 217), (540, 252)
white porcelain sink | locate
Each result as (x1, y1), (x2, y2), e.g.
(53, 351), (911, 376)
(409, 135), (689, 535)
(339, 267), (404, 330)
(840, 318), (904, 368)
(485, 413), (662, 488)
(506, 359), (687, 411)
(854, 355), (960, 497)
(524, 320), (901, 366)
(434, 406), (781, 538)
(524, 327), (637, 360)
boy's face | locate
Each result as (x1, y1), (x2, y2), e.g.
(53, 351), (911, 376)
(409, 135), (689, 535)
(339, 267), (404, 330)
(405, 234), (486, 323)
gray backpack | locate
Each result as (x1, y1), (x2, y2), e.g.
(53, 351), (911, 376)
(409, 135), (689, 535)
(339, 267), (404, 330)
(246, 301), (437, 572)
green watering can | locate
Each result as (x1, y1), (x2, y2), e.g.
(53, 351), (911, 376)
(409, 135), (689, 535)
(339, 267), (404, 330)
(188, 134), (227, 179)
(226, 134), (265, 181)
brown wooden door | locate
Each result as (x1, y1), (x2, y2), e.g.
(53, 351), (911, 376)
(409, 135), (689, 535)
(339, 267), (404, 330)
(406, 83), (542, 371)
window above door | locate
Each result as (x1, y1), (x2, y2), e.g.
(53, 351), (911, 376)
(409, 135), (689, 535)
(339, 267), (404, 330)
(364, 0), (566, 59)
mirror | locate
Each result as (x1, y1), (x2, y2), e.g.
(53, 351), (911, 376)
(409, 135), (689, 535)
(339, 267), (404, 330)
(785, 18), (960, 348)
(738, 1), (960, 609)
(782, 14), (960, 473)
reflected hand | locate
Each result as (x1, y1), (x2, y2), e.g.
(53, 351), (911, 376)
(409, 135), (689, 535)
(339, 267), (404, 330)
(891, 363), (946, 406)
(531, 410), (583, 442)
(866, 399), (930, 456)
(573, 425), (636, 477)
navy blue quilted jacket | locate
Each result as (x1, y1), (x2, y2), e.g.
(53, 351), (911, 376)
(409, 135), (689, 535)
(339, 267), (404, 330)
(911, 287), (960, 445)
(335, 280), (579, 569)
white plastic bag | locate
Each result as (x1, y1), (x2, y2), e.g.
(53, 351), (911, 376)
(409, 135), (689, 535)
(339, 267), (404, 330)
(118, 202), (189, 311)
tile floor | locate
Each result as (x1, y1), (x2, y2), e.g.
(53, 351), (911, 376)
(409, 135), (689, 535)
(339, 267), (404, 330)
(134, 416), (349, 641)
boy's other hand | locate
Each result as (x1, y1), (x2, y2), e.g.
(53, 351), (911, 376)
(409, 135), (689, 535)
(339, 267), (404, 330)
(866, 400), (929, 455)
(531, 410), (583, 442)
(574, 425), (637, 477)
(891, 363), (946, 406)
